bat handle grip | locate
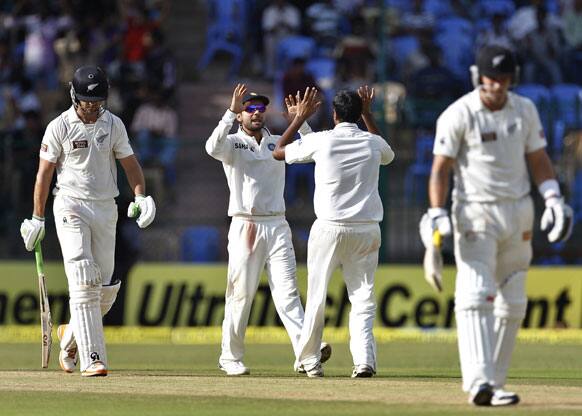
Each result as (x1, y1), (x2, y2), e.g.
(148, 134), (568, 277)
(432, 230), (442, 248)
(34, 243), (44, 275)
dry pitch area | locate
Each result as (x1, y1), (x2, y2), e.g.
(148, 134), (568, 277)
(1, 329), (582, 415)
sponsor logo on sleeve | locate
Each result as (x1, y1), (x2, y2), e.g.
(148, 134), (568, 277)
(40, 143), (48, 152)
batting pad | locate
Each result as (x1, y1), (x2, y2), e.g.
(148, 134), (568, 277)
(66, 259), (107, 371)
(456, 308), (496, 392)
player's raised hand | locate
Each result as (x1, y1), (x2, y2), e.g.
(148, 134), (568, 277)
(294, 87), (321, 121)
(229, 84), (247, 114)
(284, 94), (299, 115)
(358, 85), (375, 116)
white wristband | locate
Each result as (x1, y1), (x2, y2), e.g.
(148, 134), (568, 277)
(428, 207), (448, 219)
(538, 179), (561, 201)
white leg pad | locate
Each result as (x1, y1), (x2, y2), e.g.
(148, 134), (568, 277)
(100, 280), (121, 317)
(65, 259), (107, 371)
(493, 271), (527, 388)
(456, 308), (496, 392)
(455, 261), (497, 392)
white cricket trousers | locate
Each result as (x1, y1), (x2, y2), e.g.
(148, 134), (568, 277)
(453, 196), (533, 392)
(298, 220), (381, 369)
(220, 216), (305, 364)
(53, 195), (118, 285)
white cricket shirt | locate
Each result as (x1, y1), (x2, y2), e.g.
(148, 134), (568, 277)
(434, 88), (547, 203)
(206, 110), (312, 217)
(39, 106), (134, 200)
(284, 122), (395, 222)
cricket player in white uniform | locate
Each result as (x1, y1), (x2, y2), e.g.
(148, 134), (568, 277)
(206, 84), (331, 376)
(273, 86), (395, 378)
(20, 66), (156, 376)
(419, 46), (574, 406)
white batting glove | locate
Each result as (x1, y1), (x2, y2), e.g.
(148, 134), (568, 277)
(540, 197), (573, 243)
(419, 208), (452, 249)
(20, 216), (45, 251)
(127, 195), (156, 228)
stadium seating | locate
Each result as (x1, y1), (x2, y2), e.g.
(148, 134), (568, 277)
(197, 0), (245, 78)
(276, 35), (317, 74)
(404, 135), (434, 203)
(181, 226), (221, 262)
(285, 163), (315, 207)
(476, 0), (515, 18)
(549, 84), (582, 158)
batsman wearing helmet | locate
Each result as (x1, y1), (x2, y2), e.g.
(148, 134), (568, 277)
(419, 46), (573, 406)
(206, 84), (331, 376)
(20, 66), (156, 377)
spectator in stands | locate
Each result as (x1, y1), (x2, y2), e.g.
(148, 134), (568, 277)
(508, 0), (561, 43)
(562, 0), (582, 83)
(262, 0), (301, 79)
(407, 47), (463, 100)
(521, 6), (564, 85)
(397, 0), (435, 36)
(305, 0), (342, 55)
(334, 14), (376, 90)
(282, 57), (324, 129)
(476, 12), (515, 52)
(143, 29), (176, 97)
(131, 85), (178, 187)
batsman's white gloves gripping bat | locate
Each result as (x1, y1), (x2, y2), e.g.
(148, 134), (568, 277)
(538, 179), (573, 243)
(419, 208), (452, 292)
(20, 216), (45, 251)
(541, 197), (573, 243)
(128, 195), (156, 228)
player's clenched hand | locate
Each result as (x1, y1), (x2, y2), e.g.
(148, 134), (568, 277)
(128, 195), (156, 228)
(20, 216), (45, 251)
(358, 85), (375, 116)
(540, 197), (573, 243)
(229, 83), (247, 114)
(294, 87), (321, 121)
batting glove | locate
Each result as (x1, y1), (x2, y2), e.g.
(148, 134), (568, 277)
(128, 195), (156, 228)
(419, 207), (452, 249)
(20, 216), (45, 251)
(540, 196), (573, 243)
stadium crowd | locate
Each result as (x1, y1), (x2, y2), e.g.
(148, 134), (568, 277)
(1, 0), (581, 263)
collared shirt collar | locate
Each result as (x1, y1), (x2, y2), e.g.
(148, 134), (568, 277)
(468, 88), (515, 113)
(334, 122), (358, 130)
(66, 105), (107, 124)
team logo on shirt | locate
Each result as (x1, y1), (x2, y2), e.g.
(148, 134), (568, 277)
(268, 143), (275, 151)
(72, 140), (89, 149)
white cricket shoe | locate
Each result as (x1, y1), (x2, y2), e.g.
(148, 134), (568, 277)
(468, 383), (494, 406)
(219, 361), (250, 376)
(57, 324), (77, 373)
(351, 364), (375, 378)
(296, 342), (333, 374)
(81, 361), (108, 377)
(305, 362), (323, 378)
(491, 389), (520, 406)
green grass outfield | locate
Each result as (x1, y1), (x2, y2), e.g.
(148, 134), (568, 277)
(1, 328), (582, 416)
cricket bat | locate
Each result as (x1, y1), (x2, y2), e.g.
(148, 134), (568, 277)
(35, 243), (52, 368)
(423, 230), (443, 292)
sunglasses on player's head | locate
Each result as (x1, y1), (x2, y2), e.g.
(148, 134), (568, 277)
(244, 104), (267, 113)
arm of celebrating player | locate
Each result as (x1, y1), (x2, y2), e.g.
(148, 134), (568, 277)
(527, 148), (573, 243)
(206, 84), (246, 162)
(119, 155), (156, 228)
(273, 87), (321, 161)
(358, 85), (381, 136)
(20, 159), (56, 251)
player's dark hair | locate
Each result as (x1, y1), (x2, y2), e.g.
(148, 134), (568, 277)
(333, 90), (362, 123)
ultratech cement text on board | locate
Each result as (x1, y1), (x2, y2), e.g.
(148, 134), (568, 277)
(2, 283), (571, 328)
